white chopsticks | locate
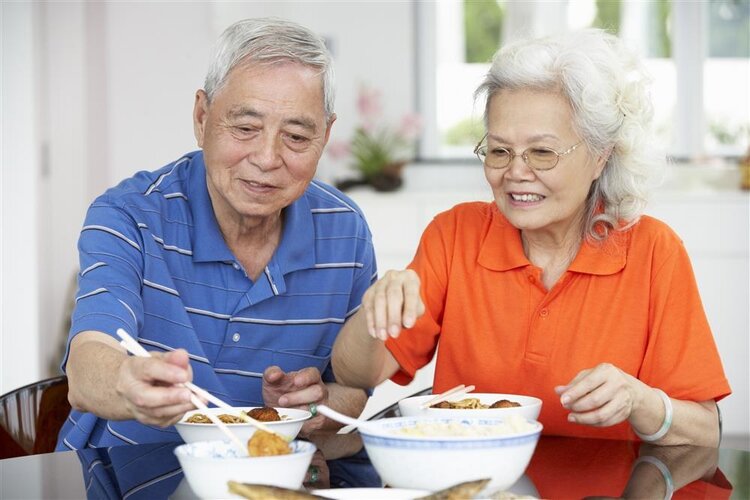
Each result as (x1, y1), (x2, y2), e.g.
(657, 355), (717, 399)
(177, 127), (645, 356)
(420, 384), (476, 409)
(116, 328), (283, 454)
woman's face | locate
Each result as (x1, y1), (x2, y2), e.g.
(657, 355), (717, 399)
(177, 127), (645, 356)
(484, 88), (606, 239)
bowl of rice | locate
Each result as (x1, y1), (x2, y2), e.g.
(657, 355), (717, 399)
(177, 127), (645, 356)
(359, 415), (542, 492)
(174, 438), (315, 499)
(398, 393), (542, 421)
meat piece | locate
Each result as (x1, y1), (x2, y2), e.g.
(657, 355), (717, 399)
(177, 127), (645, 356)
(489, 399), (521, 408)
(246, 406), (282, 422)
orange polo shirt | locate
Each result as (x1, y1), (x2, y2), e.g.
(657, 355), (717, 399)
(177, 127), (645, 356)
(385, 202), (731, 440)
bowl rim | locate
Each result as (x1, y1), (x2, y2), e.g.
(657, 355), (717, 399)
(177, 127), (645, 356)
(176, 406), (312, 426)
(399, 393), (542, 409)
(358, 416), (543, 441)
(173, 439), (316, 461)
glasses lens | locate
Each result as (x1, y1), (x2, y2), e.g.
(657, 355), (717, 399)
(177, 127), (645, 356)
(527, 148), (558, 170)
(485, 148), (512, 169)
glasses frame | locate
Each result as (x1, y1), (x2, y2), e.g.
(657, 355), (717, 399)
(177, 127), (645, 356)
(474, 133), (584, 171)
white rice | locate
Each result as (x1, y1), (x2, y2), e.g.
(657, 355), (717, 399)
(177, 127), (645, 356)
(393, 415), (535, 437)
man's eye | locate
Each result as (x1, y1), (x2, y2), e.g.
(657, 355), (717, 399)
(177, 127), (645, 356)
(286, 133), (310, 143)
(492, 148), (511, 158)
(233, 126), (258, 135)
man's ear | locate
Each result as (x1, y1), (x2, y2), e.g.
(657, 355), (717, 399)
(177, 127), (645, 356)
(193, 90), (210, 147)
(323, 113), (337, 145)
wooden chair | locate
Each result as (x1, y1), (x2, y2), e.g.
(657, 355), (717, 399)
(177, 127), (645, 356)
(0, 375), (71, 459)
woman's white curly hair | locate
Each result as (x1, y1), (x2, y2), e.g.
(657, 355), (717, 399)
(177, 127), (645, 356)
(475, 29), (666, 241)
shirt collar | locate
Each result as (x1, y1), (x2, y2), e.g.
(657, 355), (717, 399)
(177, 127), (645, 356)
(187, 151), (316, 273)
(478, 203), (626, 275)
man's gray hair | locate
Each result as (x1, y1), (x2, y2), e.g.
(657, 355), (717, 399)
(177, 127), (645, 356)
(204, 17), (335, 118)
(475, 29), (665, 242)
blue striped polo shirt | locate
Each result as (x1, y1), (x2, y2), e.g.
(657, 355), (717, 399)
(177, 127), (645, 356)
(56, 150), (377, 451)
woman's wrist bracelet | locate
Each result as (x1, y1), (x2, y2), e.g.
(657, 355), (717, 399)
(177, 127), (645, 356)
(634, 388), (673, 442)
(632, 455), (674, 500)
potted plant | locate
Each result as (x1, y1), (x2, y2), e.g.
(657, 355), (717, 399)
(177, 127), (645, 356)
(328, 85), (421, 192)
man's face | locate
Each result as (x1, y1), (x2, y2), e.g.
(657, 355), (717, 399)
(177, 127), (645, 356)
(193, 61), (335, 227)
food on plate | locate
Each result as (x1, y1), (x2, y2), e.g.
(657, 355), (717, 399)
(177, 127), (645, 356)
(430, 397), (521, 410)
(185, 413), (244, 424)
(227, 481), (323, 499)
(247, 429), (292, 457)
(489, 399), (522, 409)
(184, 406), (285, 424)
(246, 406), (282, 422)
(393, 414), (535, 437)
(417, 478), (490, 500)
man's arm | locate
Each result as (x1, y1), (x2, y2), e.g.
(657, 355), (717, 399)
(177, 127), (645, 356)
(67, 330), (195, 426)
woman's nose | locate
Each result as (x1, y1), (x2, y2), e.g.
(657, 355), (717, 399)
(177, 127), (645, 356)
(505, 151), (534, 178)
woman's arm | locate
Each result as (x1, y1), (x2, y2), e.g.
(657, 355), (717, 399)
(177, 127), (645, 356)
(555, 363), (721, 446)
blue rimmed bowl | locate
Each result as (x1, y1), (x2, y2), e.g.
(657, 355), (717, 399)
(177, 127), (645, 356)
(359, 415), (542, 491)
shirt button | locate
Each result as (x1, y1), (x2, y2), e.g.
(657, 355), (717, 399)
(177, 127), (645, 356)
(540, 308), (549, 317)
(233, 263), (240, 270)
(527, 276), (535, 283)
(232, 332), (240, 342)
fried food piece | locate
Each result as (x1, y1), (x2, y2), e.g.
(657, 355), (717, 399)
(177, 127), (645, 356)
(185, 413), (212, 424)
(247, 429), (291, 457)
(246, 406), (282, 422)
(417, 478), (490, 500)
(228, 481), (324, 499)
(489, 399), (521, 409)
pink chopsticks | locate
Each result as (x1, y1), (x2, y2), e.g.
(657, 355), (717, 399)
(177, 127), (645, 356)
(420, 384), (476, 409)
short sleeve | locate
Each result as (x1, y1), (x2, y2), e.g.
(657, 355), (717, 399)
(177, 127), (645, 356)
(60, 200), (146, 372)
(639, 234), (731, 402)
(385, 212), (454, 385)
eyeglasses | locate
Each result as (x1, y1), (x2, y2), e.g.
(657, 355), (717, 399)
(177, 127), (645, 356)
(474, 133), (584, 171)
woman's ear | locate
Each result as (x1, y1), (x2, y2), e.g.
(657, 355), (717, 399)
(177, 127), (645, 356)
(593, 146), (613, 180)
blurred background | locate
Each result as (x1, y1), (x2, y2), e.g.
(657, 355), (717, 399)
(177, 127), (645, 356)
(2, 1), (748, 443)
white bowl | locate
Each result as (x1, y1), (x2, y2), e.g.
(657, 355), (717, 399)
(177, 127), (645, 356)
(174, 439), (315, 499)
(175, 407), (311, 444)
(359, 416), (542, 491)
(398, 393), (542, 421)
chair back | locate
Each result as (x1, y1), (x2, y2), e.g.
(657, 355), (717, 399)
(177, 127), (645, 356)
(0, 376), (70, 458)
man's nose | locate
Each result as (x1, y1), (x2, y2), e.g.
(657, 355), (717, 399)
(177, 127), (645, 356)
(251, 132), (283, 171)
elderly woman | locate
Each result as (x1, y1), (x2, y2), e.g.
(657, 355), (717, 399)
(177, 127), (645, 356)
(332, 30), (730, 446)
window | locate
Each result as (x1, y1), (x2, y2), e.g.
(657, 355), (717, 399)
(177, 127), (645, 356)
(417, 0), (749, 161)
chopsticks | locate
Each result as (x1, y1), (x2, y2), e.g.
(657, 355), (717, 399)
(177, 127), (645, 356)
(420, 384), (476, 409)
(115, 328), (277, 453)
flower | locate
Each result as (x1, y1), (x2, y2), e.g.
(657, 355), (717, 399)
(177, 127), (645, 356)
(329, 84), (421, 183)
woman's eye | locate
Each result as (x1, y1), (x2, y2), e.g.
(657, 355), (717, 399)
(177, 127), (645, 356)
(492, 148), (511, 158)
(530, 148), (557, 159)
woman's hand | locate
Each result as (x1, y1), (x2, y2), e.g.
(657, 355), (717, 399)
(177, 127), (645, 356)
(554, 362), (645, 427)
(361, 269), (425, 340)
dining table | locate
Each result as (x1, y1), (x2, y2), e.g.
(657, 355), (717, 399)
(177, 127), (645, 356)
(0, 435), (746, 499)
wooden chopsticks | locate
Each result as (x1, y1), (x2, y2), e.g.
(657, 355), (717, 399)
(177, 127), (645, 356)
(115, 328), (276, 450)
(420, 384), (476, 409)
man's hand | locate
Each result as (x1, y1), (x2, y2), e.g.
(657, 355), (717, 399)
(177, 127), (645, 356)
(115, 349), (196, 427)
(66, 331), (198, 426)
(262, 366), (329, 436)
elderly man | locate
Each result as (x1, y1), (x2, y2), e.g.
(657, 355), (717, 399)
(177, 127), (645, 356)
(56, 18), (377, 488)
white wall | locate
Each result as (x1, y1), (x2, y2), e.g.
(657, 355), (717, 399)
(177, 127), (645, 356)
(1, 2), (41, 395)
